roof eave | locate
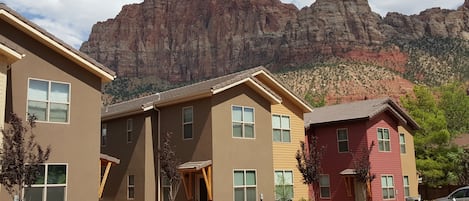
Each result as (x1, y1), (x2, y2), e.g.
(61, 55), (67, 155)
(0, 43), (24, 63)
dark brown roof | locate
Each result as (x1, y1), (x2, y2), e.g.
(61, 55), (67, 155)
(102, 66), (311, 120)
(0, 3), (116, 81)
(304, 97), (420, 130)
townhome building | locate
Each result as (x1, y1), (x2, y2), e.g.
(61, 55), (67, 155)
(0, 4), (116, 201)
(101, 66), (313, 201)
(304, 97), (420, 201)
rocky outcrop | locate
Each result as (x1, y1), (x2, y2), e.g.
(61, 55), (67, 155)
(80, 0), (469, 83)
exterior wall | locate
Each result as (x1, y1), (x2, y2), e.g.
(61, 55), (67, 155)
(1, 19), (102, 201)
(366, 112), (405, 201)
(159, 97), (213, 201)
(312, 120), (368, 201)
(101, 112), (154, 201)
(399, 126), (419, 198)
(211, 84), (275, 201)
(272, 99), (309, 200)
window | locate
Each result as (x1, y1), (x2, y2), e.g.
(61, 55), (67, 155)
(182, 107), (193, 139)
(162, 176), (170, 201)
(319, 175), (330, 198)
(399, 133), (406, 153)
(128, 175), (135, 200)
(234, 170), (256, 201)
(232, 106), (254, 138)
(274, 170), (293, 200)
(272, 115), (291, 142)
(27, 79), (70, 123)
(381, 175), (395, 199)
(378, 128), (391, 152)
(127, 119), (133, 143)
(337, 128), (349, 152)
(403, 176), (410, 197)
(23, 164), (67, 201)
(101, 124), (107, 147)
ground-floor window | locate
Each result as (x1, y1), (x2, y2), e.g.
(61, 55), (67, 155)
(234, 170), (256, 201)
(381, 175), (395, 199)
(319, 174), (330, 198)
(162, 176), (170, 201)
(403, 176), (410, 197)
(128, 175), (135, 200)
(23, 164), (67, 201)
(274, 170), (293, 200)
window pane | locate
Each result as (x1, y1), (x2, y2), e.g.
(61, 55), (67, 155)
(284, 171), (293, 185)
(24, 187), (43, 201)
(281, 116), (290, 129)
(34, 165), (46, 184)
(128, 187), (135, 199)
(183, 107), (192, 123)
(389, 188), (395, 198)
(403, 176), (409, 185)
(339, 141), (349, 152)
(49, 103), (68, 122)
(272, 115), (281, 129)
(338, 130), (347, 140)
(399, 134), (405, 143)
(234, 171), (244, 186)
(378, 129), (383, 139)
(246, 171), (256, 185)
(379, 141), (385, 151)
(232, 106), (242, 121)
(48, 165), (66, 184)
(320, 187), (330, 198)
(46, 186), (65, 201)
(387, 176), (393, 186)
(244, 124), (254, 138)
(50, 82), (69, 103)
(244, 108), (254, 123)
(383, 189), (388, 198)
(273, 130), (281, 142)
(234, 188), (244, 201)
(29, 80), (48, 101)
(246, 187), (256, 201)
(383, 129), (390, 139)
(184, 124), (192, 139)
(128, 175), (135, 185)
(320, 175), (329, 186)
(28, 101), (47, 121)
(283, 130), (291, 142)
(163, 187), (170, 201)
(274, 171), (283, 185)
(381, 176), (387, 186)
(401, 144), (406, 153)
(385, 142), (390, 151)
(233, 123), (243, 137)
(405, 187), (410, 197)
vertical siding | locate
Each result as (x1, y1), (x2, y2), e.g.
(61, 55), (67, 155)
(272, 100), (309, 200)
(399, 126), (419, 198)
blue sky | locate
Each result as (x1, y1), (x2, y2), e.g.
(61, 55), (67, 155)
(2, 0), (464, 49)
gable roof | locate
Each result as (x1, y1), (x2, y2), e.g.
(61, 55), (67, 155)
(102, 66), (313, 120)
(304, 97), (419, 130)
(0, 4), (115, 82)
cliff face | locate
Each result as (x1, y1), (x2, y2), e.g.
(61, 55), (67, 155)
(80, 0), (469, 84)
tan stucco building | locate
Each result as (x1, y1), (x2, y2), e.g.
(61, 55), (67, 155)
(101, 66), (313, 201)
(0, 4), (115, 201)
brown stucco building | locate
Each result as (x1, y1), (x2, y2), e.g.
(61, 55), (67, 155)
(0, 4), (115, 201)
(101, 66), (313, 201)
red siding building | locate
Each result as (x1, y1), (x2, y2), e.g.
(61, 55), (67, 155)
(304, 98), (419, 201)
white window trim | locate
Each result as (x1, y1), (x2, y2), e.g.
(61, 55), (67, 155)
(101, 123), (107, 147)
(337, 128), (349, 153)
(233, 169), (257, 201)
(381, 175), (395, 200)
(127, 174), (135, 200)
(127, 119), (133, 143)
(377, 127), (391, 152)
(22, 163), (68, 201)
(182, 106), (193, 140)
(26, 78), (71, 124)
(319, 174), (331, 199)
(274, 169), (294, 200)
(272, 114), (291, 143)
(231, 105), (256, 139)
(399, 133), (406, 154)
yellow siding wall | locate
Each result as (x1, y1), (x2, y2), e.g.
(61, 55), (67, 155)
(272, 102), (309, 200)
(399, 126), (419, 198)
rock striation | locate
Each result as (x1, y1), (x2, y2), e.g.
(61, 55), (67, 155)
(80, 0), (469, 83)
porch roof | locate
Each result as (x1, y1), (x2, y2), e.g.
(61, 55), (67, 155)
(178, 160), (212, 172)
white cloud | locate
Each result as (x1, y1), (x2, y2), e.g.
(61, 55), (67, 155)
(3, 0), (464, 48)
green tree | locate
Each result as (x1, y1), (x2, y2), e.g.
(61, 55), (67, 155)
(438, 82), (469, 136)
(304, 92), (326, 108)
(0, 113), (51, 201)
(401, 85), (456, 186)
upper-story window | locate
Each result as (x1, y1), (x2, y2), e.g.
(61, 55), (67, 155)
(182, 107), (193, 140)
(127, 119), (133, 143)
(337, 128), (349, 153)
(101, 123), (107, 147)
(27, 78), (70, 123)
(377, 128), (391, 152)
(399, 133), (406, 153)
(232, 106), (254, 138)
(272, 115), (291, 142)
